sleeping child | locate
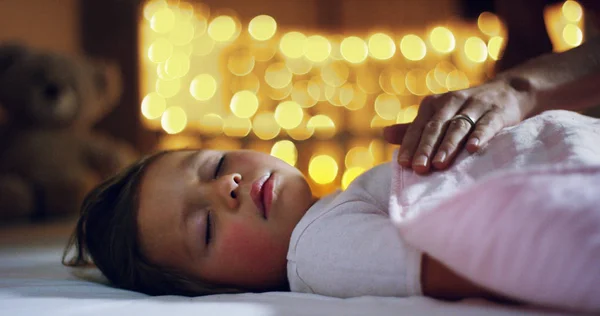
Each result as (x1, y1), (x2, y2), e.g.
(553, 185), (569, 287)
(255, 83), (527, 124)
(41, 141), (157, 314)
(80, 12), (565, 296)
(62, 110), (600, 308)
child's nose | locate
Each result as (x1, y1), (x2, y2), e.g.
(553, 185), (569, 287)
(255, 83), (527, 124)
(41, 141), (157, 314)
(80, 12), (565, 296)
(215, 173), (241, 210)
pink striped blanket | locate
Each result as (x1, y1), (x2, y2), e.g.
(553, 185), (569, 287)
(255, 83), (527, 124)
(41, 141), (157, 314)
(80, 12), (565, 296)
(389, 110), (600, 312)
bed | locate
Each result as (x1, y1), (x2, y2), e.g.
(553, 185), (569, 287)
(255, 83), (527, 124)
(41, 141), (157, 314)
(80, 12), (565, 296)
(0, 220), (583, 316)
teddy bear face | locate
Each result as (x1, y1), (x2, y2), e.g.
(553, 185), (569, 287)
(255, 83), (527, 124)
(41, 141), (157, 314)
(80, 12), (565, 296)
(0, 43), (122, 129)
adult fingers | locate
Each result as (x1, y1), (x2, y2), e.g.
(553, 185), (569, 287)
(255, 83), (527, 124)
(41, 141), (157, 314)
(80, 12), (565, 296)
(431, 99), (489, 170)
(396, 96), (439, 167)
(383, 123), (410, 145)
(465, 109), (506, 153)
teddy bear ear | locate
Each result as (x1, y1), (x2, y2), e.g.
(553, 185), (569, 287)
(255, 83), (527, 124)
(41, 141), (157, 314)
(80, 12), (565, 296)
(0, 42), (28, 75)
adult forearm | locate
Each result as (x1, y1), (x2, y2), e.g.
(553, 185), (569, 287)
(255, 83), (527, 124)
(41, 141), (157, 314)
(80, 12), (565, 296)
(497, 36), (600, 115)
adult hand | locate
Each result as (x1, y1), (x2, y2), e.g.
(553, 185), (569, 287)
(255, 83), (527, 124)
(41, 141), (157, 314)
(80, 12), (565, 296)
(383, 77), (535, 174)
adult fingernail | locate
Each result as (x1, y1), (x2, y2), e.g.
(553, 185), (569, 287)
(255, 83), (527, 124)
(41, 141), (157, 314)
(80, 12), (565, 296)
(467, 138), (479, 147)
(414, 154), (428, 167)
(398, 152), (410, 164)
(433, 151), (446, 164)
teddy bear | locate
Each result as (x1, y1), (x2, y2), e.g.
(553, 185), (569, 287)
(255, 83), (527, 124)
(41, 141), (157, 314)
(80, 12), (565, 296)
(0, 43), (137, 222)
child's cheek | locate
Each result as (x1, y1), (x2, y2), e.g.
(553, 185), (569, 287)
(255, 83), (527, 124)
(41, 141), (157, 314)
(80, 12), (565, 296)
(218, 220), (275, 263)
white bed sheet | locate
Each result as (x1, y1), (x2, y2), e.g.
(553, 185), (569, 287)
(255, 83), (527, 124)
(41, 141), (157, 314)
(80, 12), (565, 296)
(0, 221), (580, 316)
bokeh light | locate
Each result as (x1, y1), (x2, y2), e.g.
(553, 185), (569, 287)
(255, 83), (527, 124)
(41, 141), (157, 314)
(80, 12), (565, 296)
(321, 61), (349, 87)
(151, 8), (175, 33)
(230, 90), (259, 118)
(141, 92), (166, 119)
(274, 101), (303, 129)
(562, 0), (583, 22)
(368, 33), (396, 60)
(487, 36), (504, 60)
(340, 36), (368, 64)
(374, 93), (401, 120)
(271, 140), (297, 166)
(464, 37), (487, 63)
(265, 62), (293, 89)
(223, 115), (252, 137)
(562, 24), (583, 47)
(400, 34), (426, 61)
(429, 27), (455, 53)
(309, 155), (338, 184)
(477, 12), (502, 36)
(253, 112), (280, 140)
(156, 78), (181, 98)
(161, 106), (187, 134)
(208, 15), (237, 42)
(305, 35), (331, 62)
(307, 114), (336, 138)
(169, 20), (195, 45)
(189, 74), (217, 101)
(280, 32), (307, 58)
(248, 15), (277, 41)
(342, 167), (365, 189)
(164, 51), (190, 78)
(148, 38), (173, 63)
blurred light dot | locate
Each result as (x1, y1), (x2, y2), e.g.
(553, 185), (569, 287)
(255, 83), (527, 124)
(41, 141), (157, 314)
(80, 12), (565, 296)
(305, 35), (331, 62)
(321, 61), (349, 87)
(194, 17), (208, 36)
(342, 167), (365, 189)
(400, 34), (426, 61)
(309, 155), (338, 184)
(141, 92), (166, 119)
(307, 77), (327, 101)
(425, 69), (447, 94)
(563, 24), (583, 47)
(346, 85), (367, 110)
(253, 112), (280, 140)
(345, 147), (374, 169)
(291, 80), (317, 108)
(191, 33), (215, 56)
(356, 67), (380, 94)
(307, 114), (336, 139)
(429, 27), (455, 53)
(340, 36), (368, 64)
(151, 8), (175, 33)
(156, 78), (181, 98)
(374, 94), (401, 120)
(477, 12), (502, 36)
(208, 15), (237, 42)
(199, 113), (223, 135)
(271, 140), (297, 166)
(227, 49), (255, 76)
(487, 36), (504, 60)
(405, 69), (428, 96)
(189, 74), (217, 100)
(368, 33), (396, 60)
(397, 105), (419, 124)
(287, 119), (314, 140)
(169, 21), (195, 45)
(164, 51), (190, 78)
(252, 41), (278, 61)
(379, 68), (396, 94)
(275, 101), (303, 129)
(286, 57), (313, 75)
(464, 37), (487, 63)
(143, 0), (167, 21)
(339, 83), (354, 106)
(446, 70), (470, 91)
(248, 15), (277, 41)
(562, 0), (583, 22)
(161, 106), (187, 134)
(390, 70), (406, 95)
(223, 115), (252, 137)
(280, 32), (307, 58)
(230, 73), (260, 94)
(268, 83), (293, 100)
(434, 61), (456, 87)
(148, 38), (173, 63)
(178, 2), (195, 20)
(230, 90), (259, 118)
(324, 85), (342, 106)
(264, 62), (292, 89)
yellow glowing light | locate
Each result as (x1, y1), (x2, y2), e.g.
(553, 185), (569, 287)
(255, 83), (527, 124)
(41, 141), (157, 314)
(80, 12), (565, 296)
(426, 69), (447, 94)
(309, 155), (338, 184)
(189, 74), (217, 101)
(230, 90), (259, 118)
(446, 70), (470, 91)
(287, 120), (314, 141)
(143, 0), (167, 21)
(275, 101), (303, 129)
(156, 78), (181, 98)
(340, 36), (368, 64)
(304, 35), (331, 63)
(194, 16), (208, 36)
(390, 70), (406, 95)
(368, 33), (396, 60)
(321, 61), (350, 87)
(208, 15), (237, 42)
(378, 68), (395, 94)
(477, 12), (502, 36)
(230, 73), (260, 94)
(400, 34), (426, 61)
(151, 8), (175, 34)
(271, 140), (297, 166)
(345, 147), (374, 169)
(464, 37), (488, 63)
(346, 86), (367, 110)
(307, 114), (336, 138)
(307, 77), (326, 101)
(223, 115), (252, 137)
(177, 2), (195, 20)
(169, 21), (195, 45)
(562, 0), (583, 22)
(248, 15), (277, 41)
(434, 61), (456, 87)
(264, 62), (293, 89)
(199, 113), (224, 135)
(342, 167), (365, 189)
(252, 41), (277, 61)
(148, 38), (173, 63)
(339, 83), (354, 106)
(141, 92), (166, 119)
(227, 49), (255, 76)
(268, 83), (293, 101)
(280, 32), (307, 58)
(291, 80), (317, 108)
(324, 85), (342, 106)
(286, 57), (313, 75)
(356, 67), (380, 94)
(374, 94), (401, 120)
(161, 106), (187, 134)
(191, 33), (215, 56)
(429, 27), (455, 53)
(253, 112), (280, 140)
(488, 36), (504, 60)
(164, 51), (190, 78)
(405, 69), (428, 96)
(562, 24), (583, 47)
(397, 105), (419, 124)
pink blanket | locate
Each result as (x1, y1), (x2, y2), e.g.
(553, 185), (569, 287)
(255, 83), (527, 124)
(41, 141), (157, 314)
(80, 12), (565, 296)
(389, 110), (600, 312)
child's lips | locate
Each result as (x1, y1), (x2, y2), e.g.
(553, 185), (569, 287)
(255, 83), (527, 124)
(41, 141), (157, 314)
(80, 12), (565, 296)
(250, 174), (271, 218)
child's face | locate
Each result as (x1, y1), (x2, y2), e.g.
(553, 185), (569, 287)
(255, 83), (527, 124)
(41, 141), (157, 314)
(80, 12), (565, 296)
(136, 149), (314, 291)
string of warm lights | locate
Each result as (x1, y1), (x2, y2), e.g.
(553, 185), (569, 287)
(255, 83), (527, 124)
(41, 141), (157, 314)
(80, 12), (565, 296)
(139, 0), (584, 192)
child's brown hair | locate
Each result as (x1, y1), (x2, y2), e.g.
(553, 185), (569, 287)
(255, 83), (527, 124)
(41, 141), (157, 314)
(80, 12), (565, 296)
(62, 151), (241, 296)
